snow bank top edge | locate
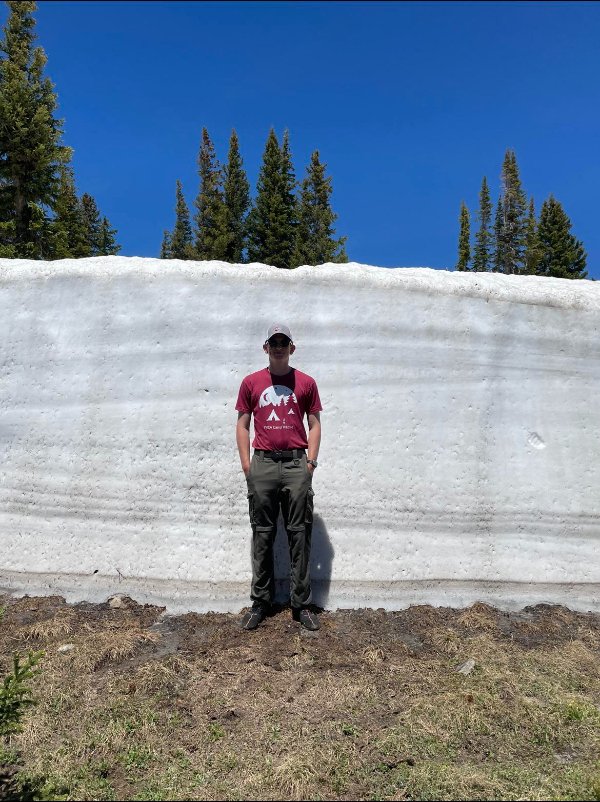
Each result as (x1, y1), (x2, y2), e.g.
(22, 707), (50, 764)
(1, 256), (599, 311)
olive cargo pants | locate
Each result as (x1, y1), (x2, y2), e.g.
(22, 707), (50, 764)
(245, 450), (315, 609)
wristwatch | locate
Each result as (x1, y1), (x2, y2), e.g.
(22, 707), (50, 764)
(307, 459), (318, 468)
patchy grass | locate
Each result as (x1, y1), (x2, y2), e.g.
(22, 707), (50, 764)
(1, 596), (599, 801)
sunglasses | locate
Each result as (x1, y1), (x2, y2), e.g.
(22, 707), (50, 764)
(268, 338), (291, 348)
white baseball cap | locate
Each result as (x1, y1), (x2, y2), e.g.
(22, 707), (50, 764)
(266, 323), (293, 343)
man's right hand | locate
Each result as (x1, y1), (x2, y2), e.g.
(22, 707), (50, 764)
(236, 413), (252, 479)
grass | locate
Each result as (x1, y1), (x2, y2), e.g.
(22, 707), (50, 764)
(1, 596), (599, 801)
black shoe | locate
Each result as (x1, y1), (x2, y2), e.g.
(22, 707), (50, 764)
(295, 607), (320, 631)
(240, 602), (268, 631)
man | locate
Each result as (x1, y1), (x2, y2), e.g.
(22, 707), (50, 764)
(235, 323), (322, 631)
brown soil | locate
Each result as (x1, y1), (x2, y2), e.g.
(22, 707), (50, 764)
(2, 594), (600, 801)
(4, 593), (599, 669)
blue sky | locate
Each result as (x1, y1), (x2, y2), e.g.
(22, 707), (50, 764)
(8, 1), (599, 278)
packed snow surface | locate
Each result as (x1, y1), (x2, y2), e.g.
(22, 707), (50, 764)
(1, 258), (599, 612)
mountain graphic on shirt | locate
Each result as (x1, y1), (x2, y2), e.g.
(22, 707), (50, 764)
(259, 385), (298, 408)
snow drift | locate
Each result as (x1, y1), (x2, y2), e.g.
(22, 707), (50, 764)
(1, 257), (599, 613)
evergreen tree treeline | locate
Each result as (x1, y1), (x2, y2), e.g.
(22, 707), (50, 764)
(163, 127), (348, 268)
(293, 150), (347, 266)
(195, 128), (227, 260)
(0, 1), (120, 259)
(537, 195), (587, 279)
(456, 202), (470, 272)
(457, 149), (587, 279)
(472, 177), (492, 273)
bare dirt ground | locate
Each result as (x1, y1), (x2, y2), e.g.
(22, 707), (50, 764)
(1, 594), (599, 801)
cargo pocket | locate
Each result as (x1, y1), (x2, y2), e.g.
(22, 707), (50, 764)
(247, 492), (256, 526)
(304, 487), (315, 525)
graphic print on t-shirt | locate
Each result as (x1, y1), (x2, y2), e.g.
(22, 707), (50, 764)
(260, 385), (297, 426)
(259, 385), (298, 409)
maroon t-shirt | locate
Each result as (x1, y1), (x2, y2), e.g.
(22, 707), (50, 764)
(235, 367), (322, 450)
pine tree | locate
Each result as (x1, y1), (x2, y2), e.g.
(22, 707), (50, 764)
(494, 149), (527, 274)
(52, 165), (89, 258)
(247, 129), (282, 266)
(97, 216), (120, 255)
(492, 196), (502, 272)
(24, 200), (52, 258)
(291, 150), (347, 266)
(222, 128), (250, 263)
(194, 127), (228, 260)
(160, 230), (172, 259)
(537, 195), (587, 279)
(170, 179), (195, 260)
(0, 187), (16, 256)
(279, 130), (297, 269)
(523, 197), (542, 275)
(0, 1), (71, 257)
(247, 128), (300, 269)
(472, 176), (492, 272)
(456, 202), (471, 271)
(80, 192), (101, 254)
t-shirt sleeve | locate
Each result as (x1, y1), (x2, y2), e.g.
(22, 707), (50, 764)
(308, 380), (323, 415)
(235, 378), (252, 414)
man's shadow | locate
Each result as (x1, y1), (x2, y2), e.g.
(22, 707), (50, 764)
(273, 512), (334, 610)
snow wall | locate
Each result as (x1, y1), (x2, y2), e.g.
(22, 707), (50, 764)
(1, 257), (600, 614)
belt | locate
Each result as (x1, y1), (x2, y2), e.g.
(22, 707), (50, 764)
(254, 449), (305, 460)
